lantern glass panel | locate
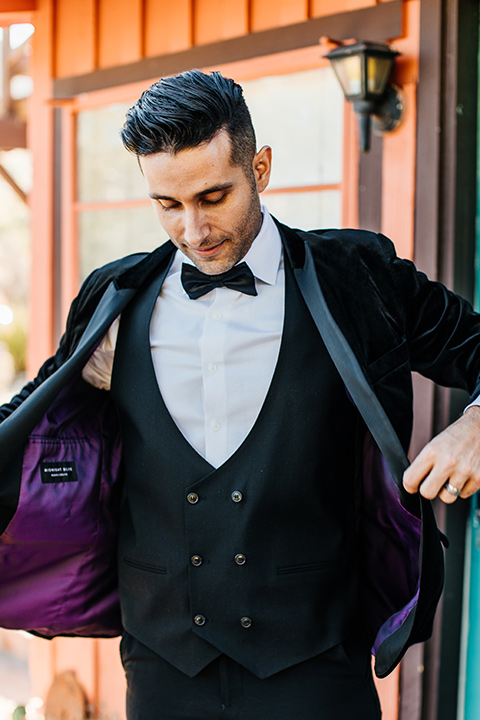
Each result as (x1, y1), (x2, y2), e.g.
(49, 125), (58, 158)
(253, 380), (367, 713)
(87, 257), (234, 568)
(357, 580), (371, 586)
(366, 55), (394, 96)
(331, 55), (363, 99)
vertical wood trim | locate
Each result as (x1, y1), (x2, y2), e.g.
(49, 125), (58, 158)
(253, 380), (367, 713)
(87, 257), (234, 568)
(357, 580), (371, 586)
(27, 0), (55, 372)
(92, 639), (100, 712)
(413, 0), (441, 279)
(358, 133), (383, 234)
(341, 102), (359, 228)
(53, 107), (62, 344)
(375, 667), (400, 720)
(191, 0), (197, 45)
(403, 1), (442, 716)
(189, 0), (195, 45)
(51, 0), (57, 78)
(93, 0), (100, 70)
(246, 0), (253, 33)
(59, 107), (79, 332)
(139, 0), (147, 59)
(381, 82), (417, 260)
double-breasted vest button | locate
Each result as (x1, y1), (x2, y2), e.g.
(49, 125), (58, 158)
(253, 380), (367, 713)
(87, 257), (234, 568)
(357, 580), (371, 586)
(194, 614), (206, 626)
(240, 617), (252, 628)
(234, 554), (246, 565)
(191, 555), (203, 567)
(231, 491), (243, 503)
(187, 492), (199, 504)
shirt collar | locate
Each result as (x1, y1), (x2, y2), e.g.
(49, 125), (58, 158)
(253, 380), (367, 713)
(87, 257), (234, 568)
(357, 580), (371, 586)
(170, 205), (282, 285)
(241, 205), (282, 286)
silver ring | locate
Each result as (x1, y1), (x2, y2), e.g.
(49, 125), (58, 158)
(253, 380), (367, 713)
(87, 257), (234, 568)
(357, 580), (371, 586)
(444, 481), (461, 498)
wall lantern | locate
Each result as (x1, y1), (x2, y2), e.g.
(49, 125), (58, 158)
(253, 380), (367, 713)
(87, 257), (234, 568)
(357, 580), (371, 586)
(325, 41), (403, 153)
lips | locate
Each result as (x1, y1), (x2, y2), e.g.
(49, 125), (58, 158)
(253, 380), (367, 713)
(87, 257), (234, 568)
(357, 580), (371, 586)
(190, 240), (226, 258)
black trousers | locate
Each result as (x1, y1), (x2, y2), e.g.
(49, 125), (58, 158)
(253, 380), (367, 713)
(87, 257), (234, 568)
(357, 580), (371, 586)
(120, 631), (382, 719)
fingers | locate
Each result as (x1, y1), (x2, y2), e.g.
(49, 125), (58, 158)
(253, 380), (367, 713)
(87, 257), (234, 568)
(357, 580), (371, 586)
(403, 447), (434, 495)
(402, 409), (480, 503)
(438, 481), (463, 504)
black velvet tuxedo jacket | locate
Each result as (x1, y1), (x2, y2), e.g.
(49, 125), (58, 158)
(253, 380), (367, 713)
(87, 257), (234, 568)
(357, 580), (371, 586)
(1, 219), (480, 677)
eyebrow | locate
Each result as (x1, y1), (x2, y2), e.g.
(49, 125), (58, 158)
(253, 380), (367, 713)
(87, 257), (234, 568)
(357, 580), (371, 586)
(149, 182), (233, 201)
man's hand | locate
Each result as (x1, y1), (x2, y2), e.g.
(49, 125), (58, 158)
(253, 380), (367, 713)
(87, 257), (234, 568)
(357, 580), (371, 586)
(403, 406), (480, 503)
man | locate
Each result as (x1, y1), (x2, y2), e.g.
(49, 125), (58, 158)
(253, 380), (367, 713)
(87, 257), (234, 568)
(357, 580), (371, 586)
(1, 69), (480, 719)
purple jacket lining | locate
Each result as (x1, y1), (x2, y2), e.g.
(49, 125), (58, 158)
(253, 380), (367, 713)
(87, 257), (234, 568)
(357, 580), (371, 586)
(0, 376), (122, 636)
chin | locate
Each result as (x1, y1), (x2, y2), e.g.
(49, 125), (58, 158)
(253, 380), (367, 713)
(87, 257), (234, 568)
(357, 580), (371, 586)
(200, 261), (234, 275)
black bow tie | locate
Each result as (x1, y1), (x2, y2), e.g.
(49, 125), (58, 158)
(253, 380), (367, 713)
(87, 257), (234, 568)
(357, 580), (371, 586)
(181, 262), (258, 300)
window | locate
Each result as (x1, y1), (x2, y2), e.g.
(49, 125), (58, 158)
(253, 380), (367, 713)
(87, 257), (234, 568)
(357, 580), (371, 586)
(74, 66), (344, 281)
(243, 68), (343, 229)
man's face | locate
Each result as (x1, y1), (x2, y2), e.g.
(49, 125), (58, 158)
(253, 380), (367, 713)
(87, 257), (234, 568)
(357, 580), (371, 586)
(139, 130), (272, 275)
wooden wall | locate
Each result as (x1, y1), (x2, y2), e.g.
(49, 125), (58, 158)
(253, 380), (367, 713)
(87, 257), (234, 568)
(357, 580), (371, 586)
(53, 0), (397, 78)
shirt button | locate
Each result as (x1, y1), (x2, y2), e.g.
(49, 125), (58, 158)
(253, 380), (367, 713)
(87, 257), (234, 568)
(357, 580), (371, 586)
(211, 421), (221, 432)
(234, 554), (246, 565)
(240, 617), (252, 629)
(187, 492), (199, 504)
(208, 363), (217, 373)
(213, 312), (222, 320)
(191, 555), (203, 567)
(231, 491), (243, 503)
(194, 614), (206, 626)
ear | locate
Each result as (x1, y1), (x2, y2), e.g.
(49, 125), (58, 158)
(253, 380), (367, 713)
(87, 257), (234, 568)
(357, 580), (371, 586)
(252, 145), (272, 193)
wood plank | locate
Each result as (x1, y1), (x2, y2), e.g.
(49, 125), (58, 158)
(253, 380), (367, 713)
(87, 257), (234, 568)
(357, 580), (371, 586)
(98, 0), (143, 68)
(251, 0), (309, 32)
(312, 0), (375, 18)
(54, 0), (96, 78)
(145, 0), (193, 57)
(194, 0), (249, 44)
(381, 82), (416, 260)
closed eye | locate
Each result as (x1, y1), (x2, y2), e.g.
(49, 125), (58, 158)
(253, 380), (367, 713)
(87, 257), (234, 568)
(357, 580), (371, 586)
(201, 191), (227, 206)
(157, 200), (180, 211)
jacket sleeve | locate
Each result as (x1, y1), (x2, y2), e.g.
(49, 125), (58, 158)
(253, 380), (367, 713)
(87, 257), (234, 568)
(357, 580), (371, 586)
(0, 264), (118, 422)
(307, 227), (480, 399)
(381, 236), (480, 397)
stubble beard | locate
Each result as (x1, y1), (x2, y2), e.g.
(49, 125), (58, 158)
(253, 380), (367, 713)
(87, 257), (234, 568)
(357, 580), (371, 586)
(187, 188), (263, 275)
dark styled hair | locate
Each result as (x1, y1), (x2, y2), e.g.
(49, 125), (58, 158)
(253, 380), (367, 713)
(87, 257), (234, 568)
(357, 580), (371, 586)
(120, 69), (257, 172)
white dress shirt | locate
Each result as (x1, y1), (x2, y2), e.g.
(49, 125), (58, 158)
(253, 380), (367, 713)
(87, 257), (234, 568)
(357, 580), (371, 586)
(82, 208), (285, 468)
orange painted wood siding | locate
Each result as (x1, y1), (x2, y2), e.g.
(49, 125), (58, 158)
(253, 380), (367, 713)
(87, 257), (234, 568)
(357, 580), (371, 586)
(193, 0), (249, 44)
(53, 0), (405, 79)
(98, 0), (143, 68)
(54, 0), (96, 78)
(145, 0), (193, 57)
(0, 0), (36, 10)
(311, 0), (376, 17)
(250, 0), (309, 32)
(381, 0), (419, 261)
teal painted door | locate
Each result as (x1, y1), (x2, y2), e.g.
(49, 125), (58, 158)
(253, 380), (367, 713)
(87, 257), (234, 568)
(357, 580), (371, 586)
(462, 36), (480, 715)
(463, 496), (480, 718)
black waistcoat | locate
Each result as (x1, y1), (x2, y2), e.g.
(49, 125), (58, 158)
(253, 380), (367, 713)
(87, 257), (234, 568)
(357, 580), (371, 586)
(111, 259), (361, 679)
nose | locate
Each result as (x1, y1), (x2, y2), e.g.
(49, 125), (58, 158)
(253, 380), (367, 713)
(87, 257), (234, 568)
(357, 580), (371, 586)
(183, 207), (209, 247)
